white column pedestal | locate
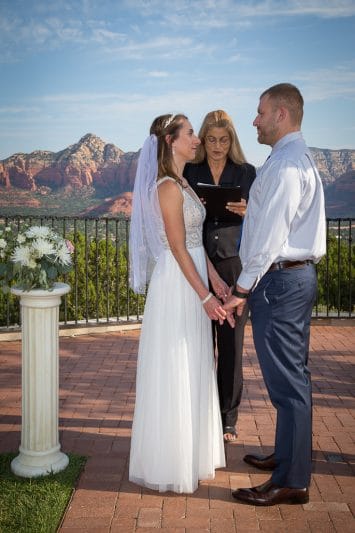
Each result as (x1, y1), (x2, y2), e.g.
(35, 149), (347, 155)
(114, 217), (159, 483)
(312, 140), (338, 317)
(11, 282), (70, 478)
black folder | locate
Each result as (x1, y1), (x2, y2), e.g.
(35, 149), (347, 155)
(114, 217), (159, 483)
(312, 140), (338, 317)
(194, 183), (241, 222)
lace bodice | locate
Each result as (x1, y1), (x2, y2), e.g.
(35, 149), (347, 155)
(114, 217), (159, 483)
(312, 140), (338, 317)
(157, 177), (205, 249)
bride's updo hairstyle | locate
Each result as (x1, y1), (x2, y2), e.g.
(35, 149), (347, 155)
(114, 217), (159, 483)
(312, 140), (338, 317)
(150, 113), (187, 183)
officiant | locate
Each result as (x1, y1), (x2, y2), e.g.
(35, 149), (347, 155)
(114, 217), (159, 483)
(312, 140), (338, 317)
(184, 109), (255, 442)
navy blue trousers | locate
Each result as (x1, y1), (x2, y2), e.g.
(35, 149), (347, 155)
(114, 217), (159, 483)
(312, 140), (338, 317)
(248, 264), (317, 488)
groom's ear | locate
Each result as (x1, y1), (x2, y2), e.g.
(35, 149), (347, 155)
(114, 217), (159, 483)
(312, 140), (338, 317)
(277, 106), (287, 123)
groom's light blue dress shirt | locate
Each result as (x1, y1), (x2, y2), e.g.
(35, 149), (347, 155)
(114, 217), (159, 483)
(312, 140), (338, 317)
(237, 131), (326, 291)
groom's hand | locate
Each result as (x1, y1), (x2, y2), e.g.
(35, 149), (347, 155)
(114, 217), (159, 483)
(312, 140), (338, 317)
(223, 295), (246, 316)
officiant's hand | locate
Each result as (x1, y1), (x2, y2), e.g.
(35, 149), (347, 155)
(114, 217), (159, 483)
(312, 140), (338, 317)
(210, 277), (230, 303)
(226, 198), (247, 217)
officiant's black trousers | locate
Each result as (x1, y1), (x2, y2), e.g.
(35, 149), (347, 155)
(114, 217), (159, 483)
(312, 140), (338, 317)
(212, 255), (248, 429)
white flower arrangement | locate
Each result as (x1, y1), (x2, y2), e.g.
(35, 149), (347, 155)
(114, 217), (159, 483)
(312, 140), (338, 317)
(0, 224), (74, 292)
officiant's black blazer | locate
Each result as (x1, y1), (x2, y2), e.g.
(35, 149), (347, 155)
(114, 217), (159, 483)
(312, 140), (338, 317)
(184, 158), (256, 260)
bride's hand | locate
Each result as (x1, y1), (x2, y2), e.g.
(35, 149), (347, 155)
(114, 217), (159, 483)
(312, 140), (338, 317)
(203, 294), (227, 322)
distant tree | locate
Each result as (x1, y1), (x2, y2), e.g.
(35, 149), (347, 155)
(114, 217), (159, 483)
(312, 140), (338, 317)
(0, 293), (20, 328)
(1, 221), (353, 329)
(57, 230), (145, 324)
(316, 234), (354, 314)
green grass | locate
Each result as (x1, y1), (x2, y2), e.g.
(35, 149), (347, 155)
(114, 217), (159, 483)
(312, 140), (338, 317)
(0, 453), (86, 533)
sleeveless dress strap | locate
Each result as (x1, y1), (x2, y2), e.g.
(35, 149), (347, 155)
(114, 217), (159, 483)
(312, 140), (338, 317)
(157, 176), (183, 188)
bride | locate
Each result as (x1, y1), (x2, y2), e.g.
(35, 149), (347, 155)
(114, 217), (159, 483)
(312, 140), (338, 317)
(129, 113), (233, 493)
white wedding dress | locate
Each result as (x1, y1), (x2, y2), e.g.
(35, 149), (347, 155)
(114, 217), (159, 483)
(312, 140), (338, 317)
(129, 177), (225, 493)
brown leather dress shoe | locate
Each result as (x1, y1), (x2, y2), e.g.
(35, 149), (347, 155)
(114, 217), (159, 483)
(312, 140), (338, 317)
(243, 452), (277, 470)
(232, 479), (309, 506)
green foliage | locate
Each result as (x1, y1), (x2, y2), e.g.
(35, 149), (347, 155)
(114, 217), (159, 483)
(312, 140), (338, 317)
(0, 453), (86, 533)
(0, 224), (146, 328)
(59, 229), (145, 323)
(0, 220), (353, 328)
(316, 234), (355, 313)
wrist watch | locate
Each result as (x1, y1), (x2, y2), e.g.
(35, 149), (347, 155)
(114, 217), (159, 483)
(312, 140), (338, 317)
(232, 287), (249, 299)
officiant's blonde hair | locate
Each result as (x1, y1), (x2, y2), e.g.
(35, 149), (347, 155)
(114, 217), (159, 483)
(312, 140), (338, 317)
(193, 110), (246, 165)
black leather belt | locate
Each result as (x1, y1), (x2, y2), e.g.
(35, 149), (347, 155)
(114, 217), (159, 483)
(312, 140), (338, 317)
(268, 260), (313, 272)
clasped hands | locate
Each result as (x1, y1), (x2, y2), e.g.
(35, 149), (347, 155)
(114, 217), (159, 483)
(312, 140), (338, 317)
(207, 282), (248, 327)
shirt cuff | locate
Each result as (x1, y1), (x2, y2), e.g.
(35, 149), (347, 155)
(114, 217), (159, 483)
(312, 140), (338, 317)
(237, 271), (256, 291)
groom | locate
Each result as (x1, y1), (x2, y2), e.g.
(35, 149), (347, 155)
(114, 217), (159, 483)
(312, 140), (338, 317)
(224, 83), (326, 506)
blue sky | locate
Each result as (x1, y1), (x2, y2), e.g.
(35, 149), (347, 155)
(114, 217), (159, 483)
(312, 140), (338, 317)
(0, 0), (354, 166)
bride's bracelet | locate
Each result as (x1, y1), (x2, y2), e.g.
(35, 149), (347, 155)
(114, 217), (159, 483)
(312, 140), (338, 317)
(201, 292), (213, 305)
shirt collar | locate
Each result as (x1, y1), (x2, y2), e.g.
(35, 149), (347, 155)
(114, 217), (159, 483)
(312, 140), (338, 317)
(271, 131), (303, 155)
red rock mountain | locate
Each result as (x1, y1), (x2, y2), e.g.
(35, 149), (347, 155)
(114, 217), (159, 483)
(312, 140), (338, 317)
(323, 170), (355, 218)
(0, 136), (354, 217)
(310, 147), (355, 186)
(0, 133), (139, 195)
(81, 192), (133, 217)
(309, 148), (355, 217)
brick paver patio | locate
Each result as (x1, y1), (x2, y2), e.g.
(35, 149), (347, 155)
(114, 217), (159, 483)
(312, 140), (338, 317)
(0, 324), (354, 532)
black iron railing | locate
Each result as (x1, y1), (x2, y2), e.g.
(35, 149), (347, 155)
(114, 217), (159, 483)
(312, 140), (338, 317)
(0, 215), (354, 333)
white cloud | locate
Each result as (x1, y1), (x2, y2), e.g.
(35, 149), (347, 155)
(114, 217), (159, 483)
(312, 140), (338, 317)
(39, 93), (122, 103)
(226, 54), (244, 63)
(297, 64), (355, 101)
(5, 64), (354, 126)
(91, 28), (125, 43)
(234, 0), (355, 19)
(0, 0), (354, 161)
(147, 71), (169, 77)
(2, 0), (353, 61)
(0, 106), (40, 114)
(10, 87), (257, 121)
(129, 0), (355, 28)
(0, 86), (249, 120)
(0, 8), (125, 60)
(1, 0), (352, 67)
(281, 0), (355, 18)
(104, 35), (214, 61)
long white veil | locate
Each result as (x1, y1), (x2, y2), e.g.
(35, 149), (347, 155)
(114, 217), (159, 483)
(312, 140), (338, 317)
(129, 134), (164, 293)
